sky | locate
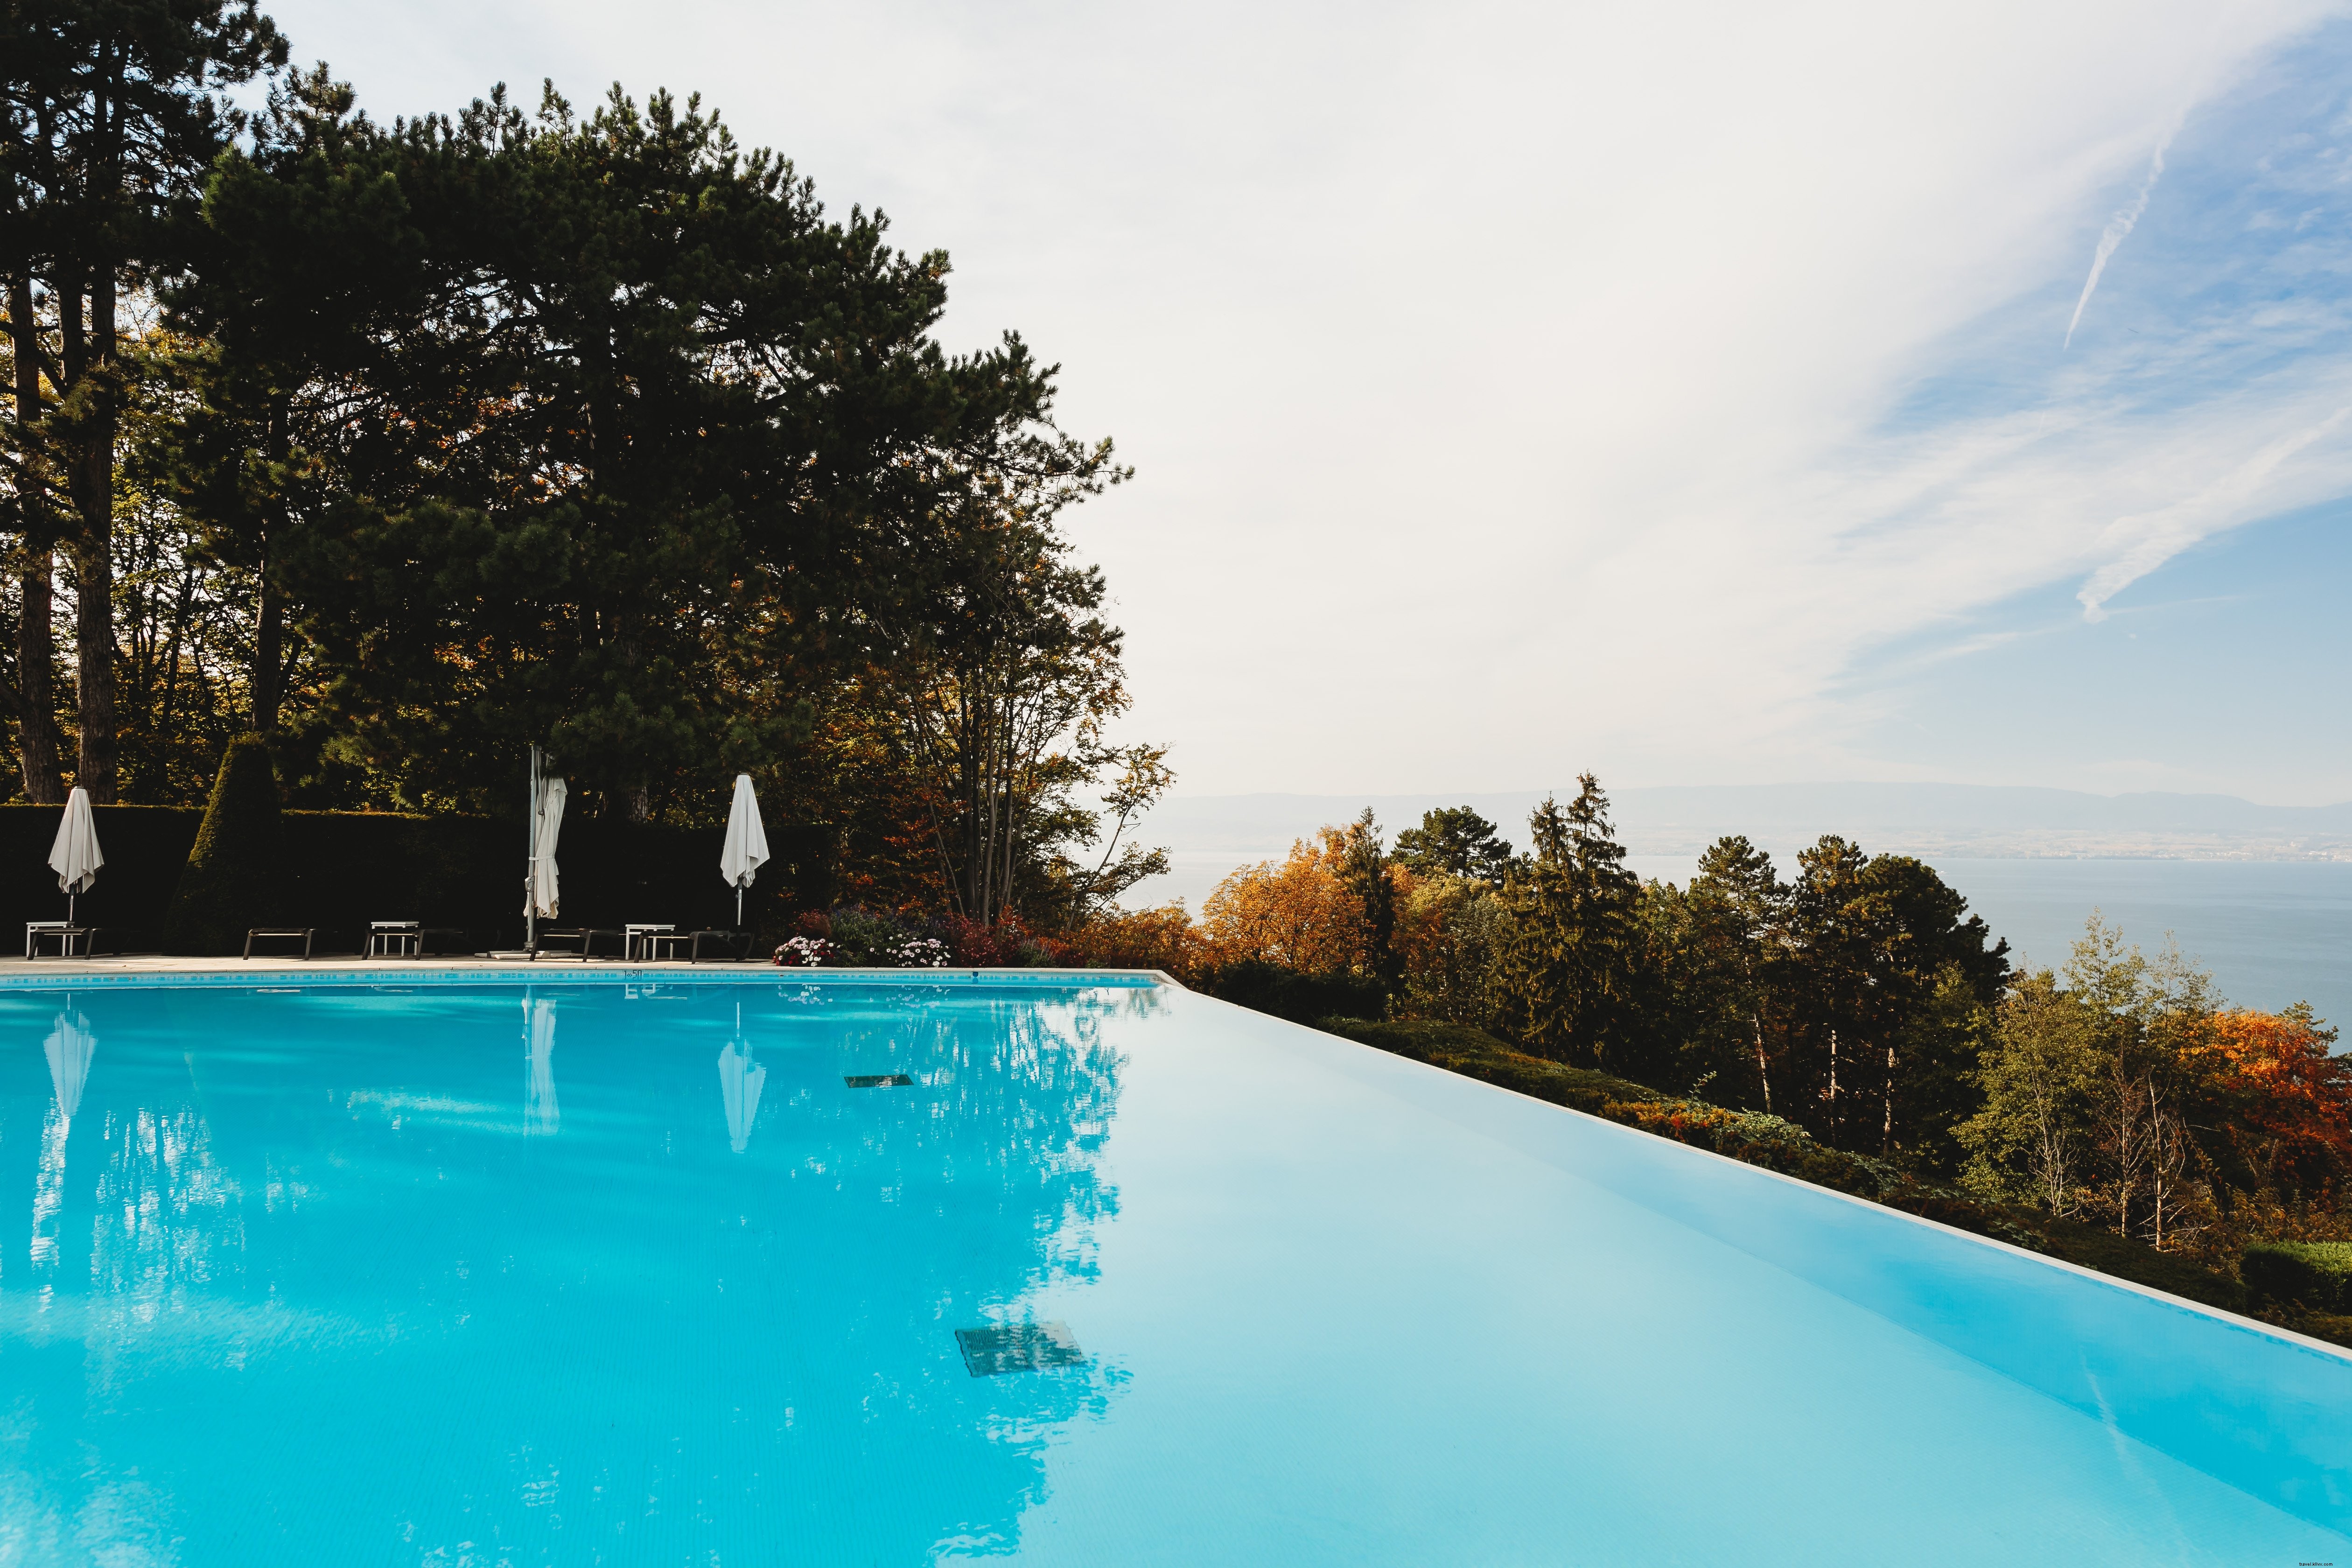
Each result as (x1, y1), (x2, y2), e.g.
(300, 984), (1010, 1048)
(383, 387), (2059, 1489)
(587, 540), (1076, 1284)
(269, 0), (2352, 804)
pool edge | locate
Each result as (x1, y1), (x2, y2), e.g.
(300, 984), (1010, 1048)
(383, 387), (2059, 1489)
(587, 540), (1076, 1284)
(1202, 992), (2352, 1366)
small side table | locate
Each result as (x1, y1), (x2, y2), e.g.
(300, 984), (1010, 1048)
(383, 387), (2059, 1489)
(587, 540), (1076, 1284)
(24, 922), (93, 960)
(623, 923), (675, 961)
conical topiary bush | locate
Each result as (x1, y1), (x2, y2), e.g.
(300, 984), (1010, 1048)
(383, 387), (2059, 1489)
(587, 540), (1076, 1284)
(165, 735), (286, 956)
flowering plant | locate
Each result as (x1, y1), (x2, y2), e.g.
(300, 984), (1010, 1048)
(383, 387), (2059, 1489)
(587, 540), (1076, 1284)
(889, 936), (949, 968)
(774, 936), (834, 967)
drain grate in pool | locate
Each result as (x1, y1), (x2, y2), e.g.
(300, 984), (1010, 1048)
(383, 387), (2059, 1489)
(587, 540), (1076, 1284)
(955, 1322), (1085, 1376)
(843, 1073), (913, 1088)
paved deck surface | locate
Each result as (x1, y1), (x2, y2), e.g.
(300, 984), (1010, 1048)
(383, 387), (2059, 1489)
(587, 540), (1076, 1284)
(0, 953), (768, 975)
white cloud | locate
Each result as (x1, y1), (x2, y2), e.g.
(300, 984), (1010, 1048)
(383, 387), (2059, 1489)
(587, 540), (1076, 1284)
(272, 0), (2352, 798)
(2076, 406), (2352, 618)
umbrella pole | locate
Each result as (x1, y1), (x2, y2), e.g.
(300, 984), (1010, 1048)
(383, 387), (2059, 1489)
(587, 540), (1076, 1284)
(736, 885), (743, 927)
(525, 745), (540, 952)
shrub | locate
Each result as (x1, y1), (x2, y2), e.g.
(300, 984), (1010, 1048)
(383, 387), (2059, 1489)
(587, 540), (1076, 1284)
(2243, 1241), (2352, 1312)
(938, 913), (1042, 967)
(1199, 959), (1385, 1024)
(1052, 903), (1204, 976)
(822, 906), (916, 964)
(164, 737), (286, 956)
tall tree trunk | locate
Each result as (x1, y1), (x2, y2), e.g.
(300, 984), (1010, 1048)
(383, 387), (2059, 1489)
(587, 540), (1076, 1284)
(1826, 1027), (1840, 1141)
(61, 273), (118, 800)
(251, 397), (289, 732)
(1883, 1040), (1897, 1153)
(8, 276), (66, 803)
(253, 574), (281, 732)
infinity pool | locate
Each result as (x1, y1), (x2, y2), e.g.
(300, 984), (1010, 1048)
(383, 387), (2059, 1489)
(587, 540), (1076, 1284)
(0, 974), (2342, 1564)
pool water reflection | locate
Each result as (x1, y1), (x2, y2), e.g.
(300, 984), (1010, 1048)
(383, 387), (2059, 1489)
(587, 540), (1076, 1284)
(0, 976), (2341, 1565)
(0, 981), (1131, 1563)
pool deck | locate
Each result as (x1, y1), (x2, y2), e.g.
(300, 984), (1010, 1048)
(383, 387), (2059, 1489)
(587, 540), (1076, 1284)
(0, 953), (753, 974)
(0, 954), (1177, 987)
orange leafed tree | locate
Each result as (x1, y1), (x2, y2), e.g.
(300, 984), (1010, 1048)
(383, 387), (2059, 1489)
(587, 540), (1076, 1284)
(2201, 1006), (2352, 1199)
(1200, 833), (1370, 973)
(1052, 904), (1205, 978)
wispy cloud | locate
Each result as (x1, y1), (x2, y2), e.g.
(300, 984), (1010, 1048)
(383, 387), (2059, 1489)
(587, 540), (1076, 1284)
(298, 0), (2352, 799)
(2076, 407), (2352, 618)
(2065, 125), (2179, 349)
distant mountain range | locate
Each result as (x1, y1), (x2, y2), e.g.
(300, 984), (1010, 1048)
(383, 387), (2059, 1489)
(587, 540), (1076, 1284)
(1136, 784), (2352, 886)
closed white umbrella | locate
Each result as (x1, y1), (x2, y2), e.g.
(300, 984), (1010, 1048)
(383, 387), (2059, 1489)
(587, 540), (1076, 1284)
(43, 1009), (95, 1126)
(718, 1042), (765, 1153)
(527, 776), (567, 923)
(525, 995), (559, 1136)
(718, 773), (770, 926)
(49, 787), (101, 925)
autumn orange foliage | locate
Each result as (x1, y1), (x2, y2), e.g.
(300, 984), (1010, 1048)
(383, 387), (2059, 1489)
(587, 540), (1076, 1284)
(1050, 904), (1205, 977)
(2202, 1007), (2352, 1198)
(1201, 833), (1372, 973)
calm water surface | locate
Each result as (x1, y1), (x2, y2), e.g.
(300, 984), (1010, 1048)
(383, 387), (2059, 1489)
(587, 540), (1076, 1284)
(0, 977), (2341, 1565)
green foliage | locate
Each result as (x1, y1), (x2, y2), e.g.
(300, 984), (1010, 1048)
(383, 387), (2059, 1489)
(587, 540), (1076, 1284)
(1490, 775), (1651, 1075)
(2241, 1241), (2352, 1313)
(1630, 830), (2005, 1163)
(822, 907), (925, 966)
(1401, 875), (1507, 1027)
(1201, 959), (1386, 1025)
(0, 0), (289, 801)
(1958, 918), (2216, 1250)
(1332, 809), (1399, 988)
(1646, 834), (1786, 1106)
(6, 24), (1164, 936)
(163, 734), (282, 953)
(168, 78), (1125, 831)
(1393, 806), (1513, 886)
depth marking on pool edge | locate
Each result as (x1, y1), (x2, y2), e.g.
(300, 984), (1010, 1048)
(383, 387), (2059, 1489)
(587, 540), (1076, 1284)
(843, 1073), (913, 1088)
(956, 1323), (1086, 1377)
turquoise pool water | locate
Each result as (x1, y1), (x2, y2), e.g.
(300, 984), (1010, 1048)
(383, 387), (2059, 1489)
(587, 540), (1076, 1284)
(0, 974), (2342, 1564)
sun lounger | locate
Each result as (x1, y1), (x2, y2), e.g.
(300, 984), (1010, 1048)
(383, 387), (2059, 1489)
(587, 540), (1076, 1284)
(532, 927), (617, 960)
(689, 930), (753, 962)
(24, 921), (94, 959)
(244, 927), (315, 959)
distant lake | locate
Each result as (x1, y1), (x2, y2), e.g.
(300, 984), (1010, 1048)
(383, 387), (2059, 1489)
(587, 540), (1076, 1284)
(1630, 855), (2352, 1033)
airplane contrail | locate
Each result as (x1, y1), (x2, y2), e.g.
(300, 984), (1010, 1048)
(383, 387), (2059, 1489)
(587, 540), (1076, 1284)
(2065, 130), (2177, 350)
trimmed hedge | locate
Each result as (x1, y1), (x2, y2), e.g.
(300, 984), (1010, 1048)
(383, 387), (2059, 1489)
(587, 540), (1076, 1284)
(2243, 1242), (2352, 1312)
(166, 737), (287, 955)
(0, 802), (823, 953)
(1318, 1017), (2248, 1313)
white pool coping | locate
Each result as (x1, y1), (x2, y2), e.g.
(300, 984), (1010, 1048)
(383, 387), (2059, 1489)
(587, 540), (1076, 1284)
(0, 956), (1176, 989)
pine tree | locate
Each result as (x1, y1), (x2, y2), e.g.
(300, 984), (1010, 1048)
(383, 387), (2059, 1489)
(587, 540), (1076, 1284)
(1492, 774), (1649, 1071)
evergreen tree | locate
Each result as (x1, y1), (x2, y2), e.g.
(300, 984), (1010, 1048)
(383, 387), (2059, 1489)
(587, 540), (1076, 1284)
(1492, 774), (1650, 1072)
(1780, 836), (2006, 1156)
(183, 82), (1119, 819)
(163, 730), (282, 952)
(1648, 834), (1789, 1106)
(1393, 805), (1513, 886)
(1333, 808), (1400, 990)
